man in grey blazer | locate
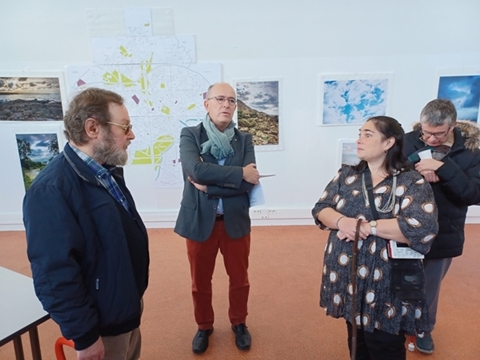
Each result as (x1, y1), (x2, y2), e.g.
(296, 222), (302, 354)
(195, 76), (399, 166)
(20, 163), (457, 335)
(175, 82), (259, 354)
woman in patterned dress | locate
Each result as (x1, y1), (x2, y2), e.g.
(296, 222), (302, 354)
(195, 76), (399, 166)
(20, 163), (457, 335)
(312, 116), (438, 360)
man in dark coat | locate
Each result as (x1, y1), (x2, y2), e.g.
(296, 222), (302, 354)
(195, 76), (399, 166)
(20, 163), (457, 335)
(175, 83), (259, 354)
(403, 99), (480, 354)
(23, 88), (149, 360)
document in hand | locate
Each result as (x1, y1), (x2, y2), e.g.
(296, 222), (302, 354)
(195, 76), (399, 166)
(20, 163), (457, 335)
(417, 149), (432, 160)
(249, 174), (275, 207)
(249, 183), (265, 207)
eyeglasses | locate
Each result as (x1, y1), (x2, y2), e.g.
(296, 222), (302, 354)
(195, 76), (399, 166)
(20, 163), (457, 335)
(420, 127), (451, 140)
(107, 122), (133, 134)
(207, 96), (237, 106)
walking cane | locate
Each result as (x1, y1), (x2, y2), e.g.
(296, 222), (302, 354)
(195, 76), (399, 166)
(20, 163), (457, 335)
(350, 219), (363, 360)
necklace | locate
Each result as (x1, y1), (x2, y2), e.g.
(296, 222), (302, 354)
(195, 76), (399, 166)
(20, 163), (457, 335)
(361, 172), (397, 213)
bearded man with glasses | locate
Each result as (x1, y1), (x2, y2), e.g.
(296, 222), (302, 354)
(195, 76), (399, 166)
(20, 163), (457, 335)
(403, 98), (480, 355)
(23, 88), (149, 360)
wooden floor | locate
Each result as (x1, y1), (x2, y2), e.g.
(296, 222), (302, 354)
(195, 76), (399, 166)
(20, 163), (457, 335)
(1, 225), (479, 359)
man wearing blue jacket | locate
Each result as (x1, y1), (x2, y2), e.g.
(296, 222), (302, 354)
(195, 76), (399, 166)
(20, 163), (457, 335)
(23, 88), (149, 360)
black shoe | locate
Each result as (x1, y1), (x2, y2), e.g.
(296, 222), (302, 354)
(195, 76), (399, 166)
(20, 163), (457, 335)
(416, 332), (434, 354)
(192, 328), (214, 354)
(231, 323), (251, 350)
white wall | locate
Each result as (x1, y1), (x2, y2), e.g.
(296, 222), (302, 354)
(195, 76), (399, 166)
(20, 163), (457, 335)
(2, 0), (480, 230)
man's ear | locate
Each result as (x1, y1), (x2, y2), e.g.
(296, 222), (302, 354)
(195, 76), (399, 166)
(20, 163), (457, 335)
(85, 118), (100, 139)
(204, 99), (210, 112)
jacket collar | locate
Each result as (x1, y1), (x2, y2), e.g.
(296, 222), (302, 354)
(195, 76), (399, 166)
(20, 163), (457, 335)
(63, 143), (102, 185)
(412, 120), (480, 151)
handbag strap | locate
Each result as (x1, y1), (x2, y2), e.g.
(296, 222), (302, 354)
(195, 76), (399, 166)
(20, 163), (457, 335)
(364, 168), (379, 220)
(350, 218), (363, 360)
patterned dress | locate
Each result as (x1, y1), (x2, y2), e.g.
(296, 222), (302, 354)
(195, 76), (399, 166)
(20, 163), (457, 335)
(312, 166), (438, 336)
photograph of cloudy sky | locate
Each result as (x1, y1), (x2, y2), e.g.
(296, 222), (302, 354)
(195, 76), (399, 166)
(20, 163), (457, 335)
(438, 75), (480, 123)
(321, 77), (389, 126)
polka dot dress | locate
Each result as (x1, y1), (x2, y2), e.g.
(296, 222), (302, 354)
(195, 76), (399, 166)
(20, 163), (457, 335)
(313, 166), (438, 336)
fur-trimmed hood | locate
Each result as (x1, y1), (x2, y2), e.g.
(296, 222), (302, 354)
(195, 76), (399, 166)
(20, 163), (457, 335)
(412, 120), (480, 150)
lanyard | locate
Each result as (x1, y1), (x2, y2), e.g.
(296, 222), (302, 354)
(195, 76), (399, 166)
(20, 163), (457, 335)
(363, 168), (379, 220)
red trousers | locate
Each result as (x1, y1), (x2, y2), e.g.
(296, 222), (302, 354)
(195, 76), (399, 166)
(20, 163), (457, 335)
(186, 219), (250, 330)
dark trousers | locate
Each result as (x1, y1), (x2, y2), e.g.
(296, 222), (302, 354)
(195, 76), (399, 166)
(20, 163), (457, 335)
(347, 321), (406, 360)
(423, 257), (452, 331)
(186, 219), (250, 330)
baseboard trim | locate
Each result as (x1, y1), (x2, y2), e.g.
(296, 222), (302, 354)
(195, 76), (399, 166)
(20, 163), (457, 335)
(2, 207), (480, 231)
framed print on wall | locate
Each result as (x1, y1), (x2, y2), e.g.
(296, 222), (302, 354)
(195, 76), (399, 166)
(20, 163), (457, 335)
(12, 123), (65, 191)
(235, 79), (282, 151)
(0, 71), (67, 122)
(318, 73), (393, 126)
(436, 68), (480, 123)
(337, 139), (360, 169)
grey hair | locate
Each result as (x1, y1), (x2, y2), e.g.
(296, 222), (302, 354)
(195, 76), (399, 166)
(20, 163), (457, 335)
(63, 88), (124, 145)
(420, 99), (457, 127)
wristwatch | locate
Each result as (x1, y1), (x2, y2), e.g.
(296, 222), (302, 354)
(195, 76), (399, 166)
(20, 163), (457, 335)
(369, 220), (378, 236)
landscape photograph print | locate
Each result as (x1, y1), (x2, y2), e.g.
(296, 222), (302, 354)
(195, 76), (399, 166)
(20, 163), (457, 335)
(16, 133), (60, 191)
(235, 80), (280, 147)
(0, 76), (64, 121)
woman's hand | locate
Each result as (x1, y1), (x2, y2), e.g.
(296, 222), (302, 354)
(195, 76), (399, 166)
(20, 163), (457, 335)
(337, 217), (369, 241)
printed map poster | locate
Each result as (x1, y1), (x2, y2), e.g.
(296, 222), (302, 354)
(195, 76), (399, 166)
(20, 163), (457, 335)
(0, 74), (65, 121)
(318, 73), (393, 126)
(90, 36), (196, 65)
(70, 8), (220, 188)
(66, 62), (221, 187)
(437, 74), (480, 123)
(235, 79), (281, 151)
(15, 131), (61, 191)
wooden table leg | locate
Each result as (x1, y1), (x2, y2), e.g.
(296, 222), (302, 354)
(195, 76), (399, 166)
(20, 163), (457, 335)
(13, 336), (25, 360)
(29, 326), (42, 360)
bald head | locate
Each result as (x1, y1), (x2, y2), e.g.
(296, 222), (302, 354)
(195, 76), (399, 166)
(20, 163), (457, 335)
(207, 82), (235, 98)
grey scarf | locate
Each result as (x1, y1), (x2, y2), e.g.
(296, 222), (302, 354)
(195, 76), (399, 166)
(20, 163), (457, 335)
(200, 114), (235, 160)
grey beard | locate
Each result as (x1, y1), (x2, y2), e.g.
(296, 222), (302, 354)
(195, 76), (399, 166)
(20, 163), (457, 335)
(93, 131), (128, 166)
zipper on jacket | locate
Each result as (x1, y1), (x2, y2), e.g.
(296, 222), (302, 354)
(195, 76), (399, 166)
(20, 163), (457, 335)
(96, 278), (99, 290)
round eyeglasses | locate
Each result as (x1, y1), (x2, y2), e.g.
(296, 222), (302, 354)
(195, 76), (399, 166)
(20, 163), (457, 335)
(207, 96), (237, 106)
(420, 127), (451, 140)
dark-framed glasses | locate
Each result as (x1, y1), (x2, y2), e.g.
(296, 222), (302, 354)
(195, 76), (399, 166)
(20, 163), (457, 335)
(420, 127), (451, 140)
(207, 96), (237, 106)
(107, 122), (133, 134)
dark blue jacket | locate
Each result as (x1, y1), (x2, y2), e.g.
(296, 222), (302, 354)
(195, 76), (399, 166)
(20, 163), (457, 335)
(403, 121), (480, 259)
(23, 143), (149, 350)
